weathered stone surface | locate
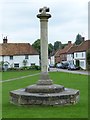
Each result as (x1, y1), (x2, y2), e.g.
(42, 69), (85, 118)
(25, 84), (64, 93)
(10, 87), (79, 106)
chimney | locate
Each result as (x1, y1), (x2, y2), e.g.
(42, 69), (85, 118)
(82, 37), (85, 41)
(3, 36), (8, 43)
(68, 41), (71, 45)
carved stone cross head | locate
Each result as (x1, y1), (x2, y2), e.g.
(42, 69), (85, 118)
(39, 7), (49, 14)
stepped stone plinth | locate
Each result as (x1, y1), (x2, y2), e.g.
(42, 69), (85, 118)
(10, 83), (79, 106)
(10, 7), (80, 106)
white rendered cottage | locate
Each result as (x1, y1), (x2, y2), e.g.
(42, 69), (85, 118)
(0, 37), (39, 69)
(67, 40), (90, 70)
(67, 45), (78, 64)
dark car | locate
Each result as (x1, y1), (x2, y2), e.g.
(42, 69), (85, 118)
(68, 64), (80, 70)
(61, 62), (69, 69)
(49, 64), (55, 68)
(56, 63), (69, 69)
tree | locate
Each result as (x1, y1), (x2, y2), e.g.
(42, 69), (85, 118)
(75, 34), (84, 45)
(48, 43), (54, 57)
(32, 39), (54, 58)
(54, 41), (62, 51)
(32, 39), (40, 55)
(86, 49), (90, 70)
(0, 61), (4, 71)
(61, 43), (67, 49)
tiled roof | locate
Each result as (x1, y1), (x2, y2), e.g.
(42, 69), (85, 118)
(55, 42), (73, 56)
(0, 43), (39, 56)
(67, 45), (78, 54)
(75, 40), (90, 52)
(67, 40), (90, 54)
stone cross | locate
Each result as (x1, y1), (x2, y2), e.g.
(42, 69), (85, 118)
(37, 7), (52, 85)
(39, 7), (49, 14)
(9, 7), (80, 106)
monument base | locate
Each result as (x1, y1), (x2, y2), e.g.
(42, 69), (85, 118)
(10, 83), (79, 106)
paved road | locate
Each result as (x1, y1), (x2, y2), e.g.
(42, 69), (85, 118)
(49, 68), (89, 75)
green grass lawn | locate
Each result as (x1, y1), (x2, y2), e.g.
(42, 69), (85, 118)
(2, 70), (40, 80)
(2, 71), (88, 118)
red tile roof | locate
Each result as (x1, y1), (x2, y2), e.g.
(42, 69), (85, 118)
(55, 42), (73, 56)
(67, 45), (78, 54)
(75, 40), (90, 52)
(67, 40), (90, 54)
(0, 43), (39, 56)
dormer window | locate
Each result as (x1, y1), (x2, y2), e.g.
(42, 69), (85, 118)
(25, 55), (29, 59)
(10, 56), (13, 60)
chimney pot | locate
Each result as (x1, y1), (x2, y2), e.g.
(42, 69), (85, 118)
(68, 41), (71, 44)
(82, 37), (85, 41)
(3, 36), (8, 43)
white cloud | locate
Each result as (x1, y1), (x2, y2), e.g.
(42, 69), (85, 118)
(0, 0), (88, 44)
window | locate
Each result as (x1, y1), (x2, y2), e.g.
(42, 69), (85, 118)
(25, 55), (29, 59)
(31, 63), (35, 66)
(14, 63), (19, 68)
(82, 53), (83, 57)
(76, 53), (78, 57)
(10, 56), (13, 60)
(71, 53), (74, 58)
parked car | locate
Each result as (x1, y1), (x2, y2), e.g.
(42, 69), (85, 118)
(68, 64), (80, 70)
(49, 64), (55, 68)
(56, 62), (69, 69)
(61, 62), (69, 69)
(56, 63), (62, 68)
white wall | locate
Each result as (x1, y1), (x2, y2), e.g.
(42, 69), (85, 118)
(67, 54), (73, 61)
(29, 55), (39, 66)
(0, 55), (39, 68)
(74, 51), (86, 69)
(51, 56), (55, 65)
(67, 52), (87, 69)
(0, 56), (2, 61)
(48, 56), (55, 65)
(67, 54), (74, 64)
(74, 52), (86, 59)
(80, 60), (86, 70)
(48, 59), (50, 65)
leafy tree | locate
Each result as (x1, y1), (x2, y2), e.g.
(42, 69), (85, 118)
(32, 39), (40, 55)
(0, 61), (4, 71)
(54, 41), (62, 51)
(0, 61), (4, 66)
(86, 49), (90, 70)
(75, 34), (84, 45)
(32, 39), (54, 58)
(48, 43), (54, 57)
(61, 43), (67, 49)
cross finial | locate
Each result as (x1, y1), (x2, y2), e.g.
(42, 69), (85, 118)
(39, 6), (49, 14)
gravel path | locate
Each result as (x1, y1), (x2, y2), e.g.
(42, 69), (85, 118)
(49, 68), (89, 75)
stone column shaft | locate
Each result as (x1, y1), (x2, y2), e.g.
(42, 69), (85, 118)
(37, 7), (52, 84)
(40, 19), (48, 73)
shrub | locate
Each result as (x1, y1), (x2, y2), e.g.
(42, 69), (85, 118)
(35, 65), (40, 70)
(7, 68), (18, 71)
(6, 65), (41, 71)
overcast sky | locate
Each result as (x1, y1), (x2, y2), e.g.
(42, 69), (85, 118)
(0, 0), (89, 45)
